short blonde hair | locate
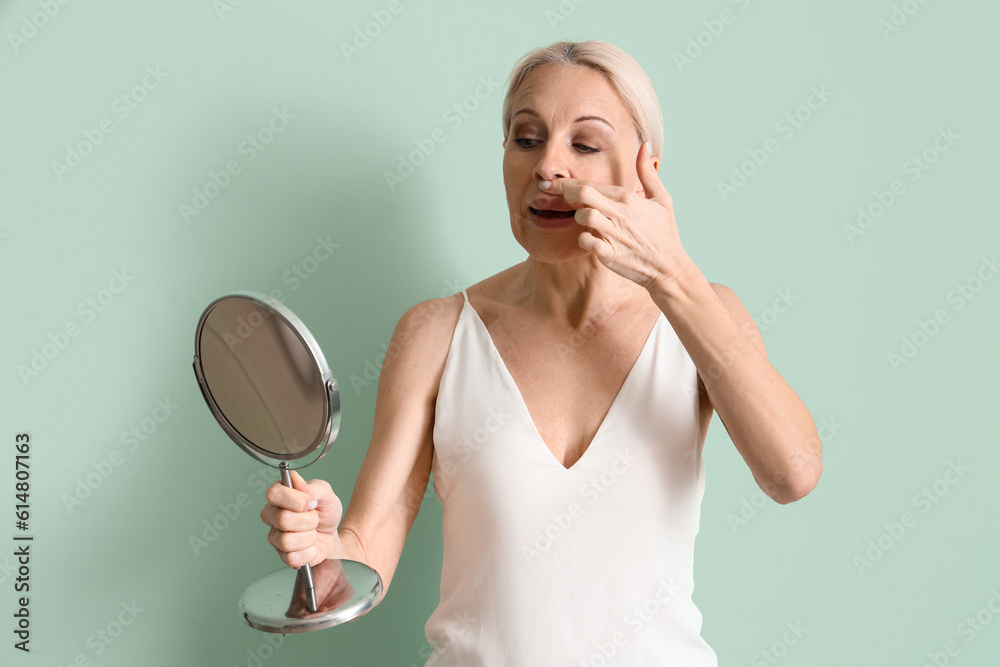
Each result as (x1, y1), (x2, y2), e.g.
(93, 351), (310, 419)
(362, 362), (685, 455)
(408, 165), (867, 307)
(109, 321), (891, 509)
(501, 40), (664, 159)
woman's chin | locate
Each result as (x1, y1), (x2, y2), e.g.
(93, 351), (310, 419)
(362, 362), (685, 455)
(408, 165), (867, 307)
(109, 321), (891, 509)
(510, 216), (593, 264)
(516, 235), (591, 264)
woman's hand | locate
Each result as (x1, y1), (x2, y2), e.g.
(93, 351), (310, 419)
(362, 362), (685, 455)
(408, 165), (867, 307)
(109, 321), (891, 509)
(259, 470), (343, 568)
(541, 140), (694, 292)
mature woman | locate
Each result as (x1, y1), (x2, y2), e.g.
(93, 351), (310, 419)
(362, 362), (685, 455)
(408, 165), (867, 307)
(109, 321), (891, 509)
(260, 40), (823, 665)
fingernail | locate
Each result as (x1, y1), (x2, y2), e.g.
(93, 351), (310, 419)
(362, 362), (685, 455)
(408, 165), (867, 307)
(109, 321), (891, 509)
(643, 140), (651, 156)
(539, 180), (551, 190)
(307, 500), (318, 510)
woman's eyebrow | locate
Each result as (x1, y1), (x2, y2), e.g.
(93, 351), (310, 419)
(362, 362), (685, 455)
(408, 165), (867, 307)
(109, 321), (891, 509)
(512, 108), (615, 130)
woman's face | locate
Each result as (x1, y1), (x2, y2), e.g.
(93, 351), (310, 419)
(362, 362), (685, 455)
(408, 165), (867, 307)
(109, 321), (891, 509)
(502, 63), (654, 264)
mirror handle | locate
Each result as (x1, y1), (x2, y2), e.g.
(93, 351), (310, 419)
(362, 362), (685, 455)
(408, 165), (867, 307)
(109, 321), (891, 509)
(279, 462), (318, 613)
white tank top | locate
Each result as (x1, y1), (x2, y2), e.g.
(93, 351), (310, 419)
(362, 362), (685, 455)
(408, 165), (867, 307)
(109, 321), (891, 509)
(424, 289), (717, 666)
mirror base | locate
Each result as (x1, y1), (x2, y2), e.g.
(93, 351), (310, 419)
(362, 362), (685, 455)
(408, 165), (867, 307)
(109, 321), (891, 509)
(240, 559), (382, 633)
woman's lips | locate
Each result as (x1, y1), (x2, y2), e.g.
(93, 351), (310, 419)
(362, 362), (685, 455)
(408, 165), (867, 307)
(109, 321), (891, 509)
(528, 206), (576, 228)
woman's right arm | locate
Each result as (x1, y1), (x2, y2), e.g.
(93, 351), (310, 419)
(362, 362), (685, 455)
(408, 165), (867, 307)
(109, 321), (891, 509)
(259, 294), (463, 603)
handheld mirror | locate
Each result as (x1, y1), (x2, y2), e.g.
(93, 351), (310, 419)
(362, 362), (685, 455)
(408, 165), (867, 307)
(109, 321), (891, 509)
(192, 291), (382, 633)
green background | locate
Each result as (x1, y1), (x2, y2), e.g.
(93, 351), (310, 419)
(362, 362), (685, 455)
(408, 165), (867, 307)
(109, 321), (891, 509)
(2, 0), (998, 665)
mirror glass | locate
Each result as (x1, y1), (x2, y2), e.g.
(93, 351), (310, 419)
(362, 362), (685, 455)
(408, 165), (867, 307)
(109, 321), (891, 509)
(193, 291), (381, 633)
(199, 298), (325, 456)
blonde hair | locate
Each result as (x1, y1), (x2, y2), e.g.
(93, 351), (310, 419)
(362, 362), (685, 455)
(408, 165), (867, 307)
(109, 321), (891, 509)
(501, 40), (663, 159)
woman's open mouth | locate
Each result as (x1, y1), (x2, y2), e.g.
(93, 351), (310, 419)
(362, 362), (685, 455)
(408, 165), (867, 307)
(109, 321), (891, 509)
(528, 206), (576, 228)
(529, 206), (576, 219)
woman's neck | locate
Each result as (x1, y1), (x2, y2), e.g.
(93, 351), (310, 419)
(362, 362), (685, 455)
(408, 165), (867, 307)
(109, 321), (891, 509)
(509, 254), (650, 328)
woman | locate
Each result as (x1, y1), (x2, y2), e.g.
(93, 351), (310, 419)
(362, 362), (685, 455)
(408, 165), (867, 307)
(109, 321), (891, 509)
(260, 40), (823, 665)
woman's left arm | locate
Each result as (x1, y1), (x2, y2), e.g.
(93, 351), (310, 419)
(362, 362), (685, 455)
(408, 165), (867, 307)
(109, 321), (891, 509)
(648, 262), (823, 505)
(541, 141), (822, 504)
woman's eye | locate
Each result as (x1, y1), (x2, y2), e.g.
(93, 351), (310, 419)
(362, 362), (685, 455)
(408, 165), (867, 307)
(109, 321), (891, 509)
(512, 138), (600, 154)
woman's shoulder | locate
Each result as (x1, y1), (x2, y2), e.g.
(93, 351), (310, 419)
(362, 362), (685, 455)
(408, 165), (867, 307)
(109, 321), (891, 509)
(394, 292), (465, 344)
(391, 265), (520, 346)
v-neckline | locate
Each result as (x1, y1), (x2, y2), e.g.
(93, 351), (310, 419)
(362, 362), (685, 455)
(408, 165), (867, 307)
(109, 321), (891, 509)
(463, 293), (663, 471)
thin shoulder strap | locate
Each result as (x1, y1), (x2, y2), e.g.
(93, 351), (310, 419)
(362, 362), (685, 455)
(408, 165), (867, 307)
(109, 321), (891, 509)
(461, 288), (469, 302)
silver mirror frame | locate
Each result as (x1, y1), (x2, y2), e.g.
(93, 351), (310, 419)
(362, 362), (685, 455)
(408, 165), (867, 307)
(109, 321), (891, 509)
(192, 290), (341, 468)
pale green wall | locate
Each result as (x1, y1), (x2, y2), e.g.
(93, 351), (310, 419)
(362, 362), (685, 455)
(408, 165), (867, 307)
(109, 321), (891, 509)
(2, 0), (999, 665)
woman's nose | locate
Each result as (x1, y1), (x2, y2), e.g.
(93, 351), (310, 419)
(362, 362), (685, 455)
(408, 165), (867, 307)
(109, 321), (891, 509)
(533, 141), (569, 183)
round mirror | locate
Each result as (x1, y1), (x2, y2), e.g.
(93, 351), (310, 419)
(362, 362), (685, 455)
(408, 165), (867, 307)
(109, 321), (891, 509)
(192, 291), (382, 633)
(194, 292), (337, 464)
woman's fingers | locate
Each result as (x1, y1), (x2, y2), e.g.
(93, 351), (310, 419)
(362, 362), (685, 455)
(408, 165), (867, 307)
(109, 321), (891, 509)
(305, 477), (343, 531)
(264, 475), (316, 512)
(267, 525), (317, 553)
(636, 140), (669, 204)
(270, 530), (337, 568)
(259, 501), (319, 532)
(577, 230), (615, 263)
(260, 473), (341, 567)
(271, 541), (319, 569)
(544, 178), (622, 218)
(288, 469), (312, 496)
(261, 499), (320, 568)
(260, 481), (317, 527)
